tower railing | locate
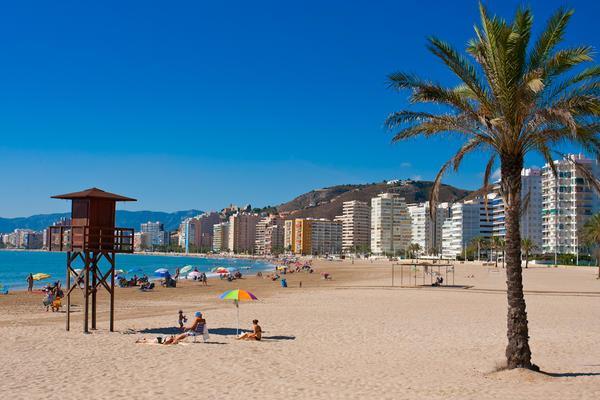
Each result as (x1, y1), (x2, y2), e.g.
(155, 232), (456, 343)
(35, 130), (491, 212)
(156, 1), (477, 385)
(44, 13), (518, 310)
(48, 226), (134, 253)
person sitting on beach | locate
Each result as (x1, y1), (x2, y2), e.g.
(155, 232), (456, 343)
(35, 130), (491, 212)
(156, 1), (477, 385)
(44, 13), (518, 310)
(237, 320), (262, 341)
(173, 268), (180, 280)
(43, 290), (54, 312)
(167, 312), (207, 344)
(139, 281), (154, 291)
(51, 295), (62, 312)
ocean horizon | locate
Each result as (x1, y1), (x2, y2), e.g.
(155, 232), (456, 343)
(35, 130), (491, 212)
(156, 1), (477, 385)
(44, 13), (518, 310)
(0, 250), (274, 290)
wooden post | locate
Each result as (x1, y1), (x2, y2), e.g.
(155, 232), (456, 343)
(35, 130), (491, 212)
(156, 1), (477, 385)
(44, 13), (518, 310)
(66, 251), (71, 331)
(400, 263), (403, 286)
(91, 252), (97, 330)
(109, 252), (115, 332)
(84, 252), (90, 334)
(414, 264), (417, 287)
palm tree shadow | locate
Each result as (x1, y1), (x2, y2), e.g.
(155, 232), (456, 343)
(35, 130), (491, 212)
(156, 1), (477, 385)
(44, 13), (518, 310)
(541, 371), (600, 377)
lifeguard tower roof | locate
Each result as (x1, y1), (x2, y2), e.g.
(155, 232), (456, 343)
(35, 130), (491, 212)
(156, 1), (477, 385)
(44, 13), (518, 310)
(51, 187), (136, 202)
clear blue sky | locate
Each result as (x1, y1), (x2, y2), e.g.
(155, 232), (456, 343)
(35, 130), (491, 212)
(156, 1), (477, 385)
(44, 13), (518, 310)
(1, 0), (598, 217)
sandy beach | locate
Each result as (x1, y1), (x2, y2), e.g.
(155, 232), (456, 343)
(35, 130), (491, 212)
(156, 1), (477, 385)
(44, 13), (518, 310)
(1, 259), (599, 399)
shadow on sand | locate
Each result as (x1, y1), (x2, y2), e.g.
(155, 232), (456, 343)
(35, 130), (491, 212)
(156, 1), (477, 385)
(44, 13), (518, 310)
(135, 327), (296, 341)
(541, 371), (600, 378)
(262, 335), (296, 341)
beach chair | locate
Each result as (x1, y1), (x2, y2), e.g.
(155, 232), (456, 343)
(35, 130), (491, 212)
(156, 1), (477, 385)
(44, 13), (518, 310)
(192, 321), (209, 343)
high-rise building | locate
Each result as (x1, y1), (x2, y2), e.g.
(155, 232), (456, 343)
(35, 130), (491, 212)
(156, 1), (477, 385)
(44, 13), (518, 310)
(255, 215), (285, 255)
(212, 222), (230, 252)
(284, 218), (342, 255)
(134, 232), (152, 251)
(140, 221), (168, 247)
(407, 202), (450, 255)
(542, 154), (600, 255)
(228, 213), (260, 253)
(178, 212), (222, 252)
(336, 200), (371, 253)
(370, 193), (411, 255)
(441, 199), (492, 259)
(487, 168), (543, 249)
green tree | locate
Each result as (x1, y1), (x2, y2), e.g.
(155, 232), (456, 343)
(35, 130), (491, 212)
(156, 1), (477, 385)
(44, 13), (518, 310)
(408, 243), (421, 261)
(582, 213), (600, 279)
(521, 238), (537, 269)
(385, 4), (600, 370)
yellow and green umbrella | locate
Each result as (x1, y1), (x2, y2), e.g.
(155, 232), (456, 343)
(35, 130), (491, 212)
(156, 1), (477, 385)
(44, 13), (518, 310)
(32, 273), (51, 281)
(219, 289), (258, 335)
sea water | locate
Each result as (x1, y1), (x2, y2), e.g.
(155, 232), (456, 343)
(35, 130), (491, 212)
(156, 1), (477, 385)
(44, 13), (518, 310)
(0, 250), (274, 290)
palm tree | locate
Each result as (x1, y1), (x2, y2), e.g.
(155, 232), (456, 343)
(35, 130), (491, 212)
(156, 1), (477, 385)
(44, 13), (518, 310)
(521, 238), (536, 269)
(408, 243), (422, 261)
(582, 213), (600, 279)
(385, 4), (599, 370)
(470, 236), (487, 261)
(492, 236), (504, 268)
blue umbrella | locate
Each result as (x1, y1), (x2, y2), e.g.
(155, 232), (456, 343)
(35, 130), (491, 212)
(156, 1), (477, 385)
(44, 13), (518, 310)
(128, 268), (144, 275)
(155, 268), (170, 278)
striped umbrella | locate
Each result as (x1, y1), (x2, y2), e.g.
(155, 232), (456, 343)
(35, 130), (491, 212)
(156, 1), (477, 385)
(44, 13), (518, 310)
(219, 289), (258, 335)
(180, 265), (193, 274)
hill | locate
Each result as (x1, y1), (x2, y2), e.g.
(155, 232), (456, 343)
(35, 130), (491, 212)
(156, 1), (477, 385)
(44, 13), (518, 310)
(0, 210), (203, 233)
(277, 180), (471, 219)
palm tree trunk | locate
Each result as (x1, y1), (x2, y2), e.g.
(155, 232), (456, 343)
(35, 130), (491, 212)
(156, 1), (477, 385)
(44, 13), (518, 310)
(501, 155), (535, 370)
(525, 250), (529, 269)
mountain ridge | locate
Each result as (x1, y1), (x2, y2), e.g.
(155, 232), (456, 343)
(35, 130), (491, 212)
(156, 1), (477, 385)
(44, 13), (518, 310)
(0, 210), (203, 233)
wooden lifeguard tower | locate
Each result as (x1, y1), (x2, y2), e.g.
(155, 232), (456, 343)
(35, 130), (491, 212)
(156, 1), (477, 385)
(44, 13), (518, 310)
(48, 188), (136, 333)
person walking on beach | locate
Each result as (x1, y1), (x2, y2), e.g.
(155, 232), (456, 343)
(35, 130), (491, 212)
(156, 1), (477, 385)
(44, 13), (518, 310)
(27, 274), (34, 292)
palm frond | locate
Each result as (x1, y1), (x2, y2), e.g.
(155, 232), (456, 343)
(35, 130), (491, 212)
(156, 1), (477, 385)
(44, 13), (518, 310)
(528, 8), (574, 70)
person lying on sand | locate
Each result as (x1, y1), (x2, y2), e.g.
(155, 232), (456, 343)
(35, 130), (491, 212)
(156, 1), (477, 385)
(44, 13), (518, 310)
(168, 312), (207, 344)
(237, 319), (262, 341)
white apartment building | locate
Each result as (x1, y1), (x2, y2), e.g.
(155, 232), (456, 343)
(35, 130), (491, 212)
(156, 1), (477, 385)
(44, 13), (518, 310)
(140, 221), (168, 247)
(212, 222), (230, 252)
(255, 215), (285, 255)
(487, 168), (543, 249)
(370, 193), (411, 256)
(309, 219), (342, 255)
(285, 218), (342, 255)
(441, 200), (492, 259)
(542, 154), (600, 255)
(407, 202), (450, 255)
(337, 200), (371, 253)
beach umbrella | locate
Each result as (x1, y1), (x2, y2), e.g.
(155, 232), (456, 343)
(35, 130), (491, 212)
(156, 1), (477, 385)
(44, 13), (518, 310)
(32, 273), (51, 281)
(180, 265), (193, 274)
(114, 269), (125, 275)
(73, 268), (83, 275)
(187, 271), (202, 280)
(155, 268), (170, 278)
(211, 266), (229, 273)
(219, 289), (258, 335)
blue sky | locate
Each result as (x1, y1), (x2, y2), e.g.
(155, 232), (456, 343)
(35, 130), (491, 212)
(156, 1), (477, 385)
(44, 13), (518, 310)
(0, 0), (598, 217)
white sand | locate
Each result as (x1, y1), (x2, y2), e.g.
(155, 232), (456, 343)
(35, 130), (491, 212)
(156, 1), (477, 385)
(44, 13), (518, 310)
(1, 260), (599, 399)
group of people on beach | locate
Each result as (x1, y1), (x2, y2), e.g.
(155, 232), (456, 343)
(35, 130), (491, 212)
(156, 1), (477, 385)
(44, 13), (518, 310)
(137, 311), (262, 345)
(42, 280), (63, 312)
